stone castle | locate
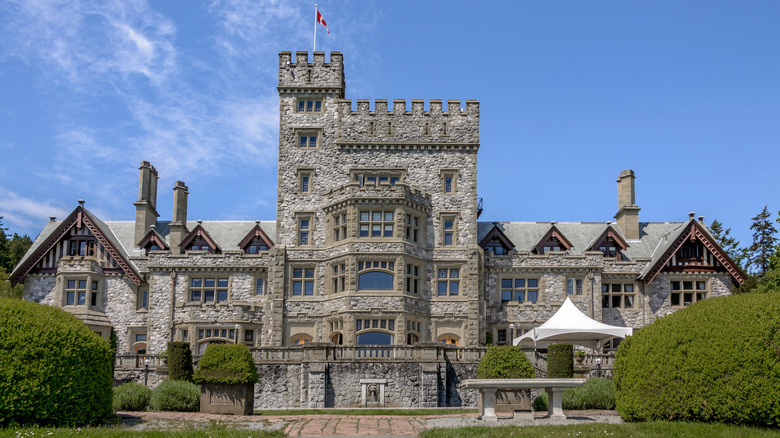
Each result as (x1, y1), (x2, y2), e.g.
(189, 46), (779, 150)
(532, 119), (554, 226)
(10, 51), (745, 408)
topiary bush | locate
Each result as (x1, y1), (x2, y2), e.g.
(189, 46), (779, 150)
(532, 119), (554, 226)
(476, 346), (535, 379)
(547, 343), (573, 378)
(614, 293), (780, 426)
(193, 343), (259, 385)
(0, 298), (114, 426)
(149, 380), (200, 412)
(532, 378), (616, 411)
(167, 341), (193, 382)
(112, 382), (152, 412)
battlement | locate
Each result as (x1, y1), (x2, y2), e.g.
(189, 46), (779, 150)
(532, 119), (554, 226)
(278, 51), (345, 94)
(337, 99), (479, 144)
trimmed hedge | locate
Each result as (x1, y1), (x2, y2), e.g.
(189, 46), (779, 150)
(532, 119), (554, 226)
(533, 377), (616, 411)
(193, 343), (259, 385)
(167, 342), (193, 382)
(0, 298), (114, 426)
(149, 380), (200, 412)
(547, 344), (573, 378)
(113, 383), (152, 412)
(476, 346), (535, 379)
(614, 293), (780, 426)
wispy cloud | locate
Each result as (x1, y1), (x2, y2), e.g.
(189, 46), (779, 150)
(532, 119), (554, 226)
(0, 188), (70, 233)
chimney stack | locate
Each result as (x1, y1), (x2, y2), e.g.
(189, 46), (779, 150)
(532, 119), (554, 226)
(168, 181), (189, 254)
(134, 161), (159, 247)
(614, 169), (641, 240)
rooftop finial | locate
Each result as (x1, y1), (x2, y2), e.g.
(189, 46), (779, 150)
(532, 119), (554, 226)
(49, 217), (56, 222)
(688, 212), (695, 219)
(77, 199), (85, 206)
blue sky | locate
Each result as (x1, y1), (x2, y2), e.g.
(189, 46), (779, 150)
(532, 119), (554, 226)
(1, 0), (778, 250)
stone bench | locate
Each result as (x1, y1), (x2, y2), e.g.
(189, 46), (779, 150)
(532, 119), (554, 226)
(462, 378), (586, 421)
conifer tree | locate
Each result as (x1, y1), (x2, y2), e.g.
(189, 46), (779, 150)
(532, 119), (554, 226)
(709, 219), (744, 268)
(745, 206), (779, 276)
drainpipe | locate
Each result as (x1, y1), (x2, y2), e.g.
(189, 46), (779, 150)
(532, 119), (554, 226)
(170, 271), (176, 342)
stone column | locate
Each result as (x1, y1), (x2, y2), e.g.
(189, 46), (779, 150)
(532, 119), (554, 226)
(480, 387), (498, 421)
(420, 363), (439, 408)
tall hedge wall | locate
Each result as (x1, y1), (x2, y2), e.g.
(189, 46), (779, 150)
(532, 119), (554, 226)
(614, 293), (780, 426)
(167, 341), (193, 382)
(0, 298), (114, 426)
(547, 344), (574, 378)
(476, 346), (535, 379)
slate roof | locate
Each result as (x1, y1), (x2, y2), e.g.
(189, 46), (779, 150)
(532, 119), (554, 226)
(477, 220), (689, 261)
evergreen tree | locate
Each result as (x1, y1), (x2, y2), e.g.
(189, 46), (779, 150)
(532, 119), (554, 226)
(745, 206), (779, 276)
(0, 217), (33, 299)
(709, 219), (744, 267)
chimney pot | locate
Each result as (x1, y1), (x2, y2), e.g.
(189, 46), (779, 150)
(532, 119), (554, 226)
(689, 212), (696, 219)
(698, 216), (704, 223)
(49, 217), (57, 222)
(77, 199), (85, 206)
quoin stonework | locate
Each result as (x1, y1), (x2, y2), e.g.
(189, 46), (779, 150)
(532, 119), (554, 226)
(10, 51), (746, 409)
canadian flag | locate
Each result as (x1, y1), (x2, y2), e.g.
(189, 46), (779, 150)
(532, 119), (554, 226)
(316, 10), (329, 34)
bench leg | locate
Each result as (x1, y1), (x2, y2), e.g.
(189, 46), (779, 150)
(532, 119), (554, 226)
(545, 387), (565, 419)
(480, 388), (498, 421)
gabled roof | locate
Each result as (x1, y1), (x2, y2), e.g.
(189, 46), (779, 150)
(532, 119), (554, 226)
(639, 219), (747, 284)
(586, 224), (630, 252)
(478, 223), (515, 251)
(533, 224), (573, 254)
(180, 223), (222, 252)
(137, 227), (169, 250)
(237, 222), (275, 251)
(9, 205), (143, 286)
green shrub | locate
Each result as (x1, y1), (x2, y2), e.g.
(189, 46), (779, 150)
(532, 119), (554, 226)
(0, 298), (114, 426)
(112, 383), (152, 412)
(476, 346), (535, 379)
(149, 380), (200, 412)
(531, 378), (615, 411)
(193, 343), (258, 385)
(167, 342), (193, 382)
(614, 293), (780, 426)
(547, 344), (573, 378)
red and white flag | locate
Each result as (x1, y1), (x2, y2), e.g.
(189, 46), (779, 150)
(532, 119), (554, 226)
(316, 10), (329, 34)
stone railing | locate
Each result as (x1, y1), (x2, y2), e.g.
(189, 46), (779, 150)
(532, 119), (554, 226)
(530, 351), (615, 378)
(251, 343), (486, 363)
(115, 353), (165, 369)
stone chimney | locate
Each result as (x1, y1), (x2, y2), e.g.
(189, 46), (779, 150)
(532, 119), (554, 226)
(614, 169), (641, 240)
(134, 161), (159, 247)
(168, 181), (189, 254)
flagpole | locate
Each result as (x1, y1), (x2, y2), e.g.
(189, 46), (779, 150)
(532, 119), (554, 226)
(314, 4), (318, 52)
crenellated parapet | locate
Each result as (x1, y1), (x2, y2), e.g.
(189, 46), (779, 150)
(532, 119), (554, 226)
(336, 99), (479, 146)
(278, 51), (344, 96)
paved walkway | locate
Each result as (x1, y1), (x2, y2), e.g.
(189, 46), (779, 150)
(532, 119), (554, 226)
(118, 410), (621, 437)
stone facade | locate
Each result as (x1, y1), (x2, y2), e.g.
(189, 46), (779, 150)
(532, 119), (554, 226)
(12, 51), (746, 408)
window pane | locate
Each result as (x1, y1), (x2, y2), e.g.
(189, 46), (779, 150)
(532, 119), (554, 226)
(315, 101), (321, 112)
(67, 292), (75, 305)
(191, 290), (201, 301)
(450, 269), (459, 278)
(356, 320), (362, 331)
(309, 136), (316, 147)
(217, 290), (227, 302)
(444, 232), (453, 245)
(444, 220), (453, 230)
(502, 279), (512, 288)
(502, 290), (511, 302)
(671, 293), (680, 306)
(515, 279), (525, 288)
(528, 279), (538, 288)
(299, 136), (307, 147)
(67, 280), (76, 289)
(92, 281), (98, 290)
(205, 278), (216, 287)
(624, 295), (634, 308)
(204, 290), (215, 302)
(438, 282), (447, 295)
(78, 280), (87, 289)
(516, 291), (525, 302)
(612, 284), (622, 292)
(305, 268), (314, 278)
(696, 281), (706, 290)
(298, 101), (305, 112)
(450, 281), (459, 295)
(256, 278), (264, 294)
(360, 212), (370, 221)
(305, 282), (314, 295)
(293, 282), (302, 295)
(384, 225), (393, 237)
(612, 296), (621, 308)
(360, 224), (369, 236)
(77, 292), (86, 305)
(358, 271), (394, 290)
(528, 290), (538, 303)
(683, 281), (693, 290)
(624, 284), (634, 293)
(357, 332), (393, 345)
(671, 281), (680, 290)
(218, 278), (228, 288)
(372, 225), (381, 236)
(306, 100), (313, 111)
(384, 211), (394, 221)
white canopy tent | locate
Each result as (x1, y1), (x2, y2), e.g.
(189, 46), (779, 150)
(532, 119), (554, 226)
(513, 298), (633, 350)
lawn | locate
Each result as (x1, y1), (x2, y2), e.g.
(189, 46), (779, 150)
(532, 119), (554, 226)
(421, 422), (780, 438)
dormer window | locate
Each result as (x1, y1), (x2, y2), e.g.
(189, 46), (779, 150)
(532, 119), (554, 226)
(187, 239), (212, 253)
(541, 237), (567, 253)
(69, 238), (96, 257)
(533, 225), (573, 255)
(245, 239), (270, 254)
(238, 222), (274, 255)
(181, 223), (220, 254)
(588, 226), (629, 261)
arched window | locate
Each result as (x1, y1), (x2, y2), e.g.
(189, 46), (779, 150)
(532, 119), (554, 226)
(357, 331), (393, 345)
(292, 335), (312, 345)
(407, 333), (419, 345)
(358, 271), (394, 290)
(331, 333), (343, 345)
(438, 335), (459, 346)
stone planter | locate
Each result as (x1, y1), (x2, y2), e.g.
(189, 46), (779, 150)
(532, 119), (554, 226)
(200, 382), (254, 415)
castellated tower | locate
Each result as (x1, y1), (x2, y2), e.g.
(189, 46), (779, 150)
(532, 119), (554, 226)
(276, 51), (484, 347)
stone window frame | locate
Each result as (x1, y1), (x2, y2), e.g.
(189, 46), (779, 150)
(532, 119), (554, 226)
(297, 167), (314, 194)
(500, 276), (541, 305)
(296, 97), (322, 113)
(436, 266), (461, 297)
(669, 278), (708, 308)
(406, 320), (422, 345)
(355, 317), (396, 334)
(356, 260), (395, 291)
(137, 283), (149, 311)
(188, 276), (231, 304)
(255, 276), (267, 296)
(440, 169), (459, 194)
(358, 208), (395, 239)
(566, 277), (584, 296)
(328, 319), (345, 345)
(601, 282), (637, 309)
(330, 211), (349, 243)
(291, 334), (313, 345)
(295, 212), (315, 247)
(439, 213), (459, 246)
(496, 329), (507, 345)
(405, 263), (421, 294)
(331, 262), (347, 294)
(61, 273), (104, 311)
(438, 334), (459, 346)
(293, 127), (322, 149)
(404, 211), (422, 244)
(290, 266), (316, 297)
(127, 327), (148, 354)
(350, 168), (406, 188)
